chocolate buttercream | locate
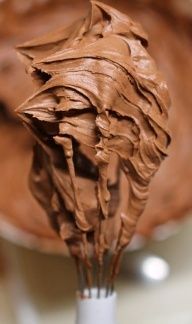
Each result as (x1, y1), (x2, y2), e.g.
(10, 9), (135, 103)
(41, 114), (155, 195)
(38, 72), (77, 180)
(17, 0), (170, 282)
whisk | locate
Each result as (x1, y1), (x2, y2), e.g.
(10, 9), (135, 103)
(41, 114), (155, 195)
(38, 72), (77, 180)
(16, 1), (171, 324)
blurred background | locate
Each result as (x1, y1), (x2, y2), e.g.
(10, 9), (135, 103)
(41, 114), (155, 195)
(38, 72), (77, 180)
(0, 0), (192, 323)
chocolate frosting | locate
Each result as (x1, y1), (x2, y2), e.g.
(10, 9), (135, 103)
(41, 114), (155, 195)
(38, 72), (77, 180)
(17, 1), (170, 270)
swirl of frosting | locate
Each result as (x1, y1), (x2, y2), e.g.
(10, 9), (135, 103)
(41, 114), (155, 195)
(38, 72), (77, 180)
(17, 1), (171, 270)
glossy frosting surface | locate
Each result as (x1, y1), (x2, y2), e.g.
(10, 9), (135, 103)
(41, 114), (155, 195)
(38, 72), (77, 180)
(17, 0), (170, 268)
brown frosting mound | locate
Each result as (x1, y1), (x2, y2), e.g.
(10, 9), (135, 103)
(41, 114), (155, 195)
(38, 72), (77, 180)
(17, 1), (170, 279)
